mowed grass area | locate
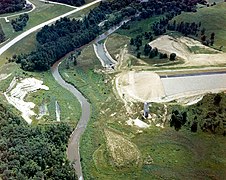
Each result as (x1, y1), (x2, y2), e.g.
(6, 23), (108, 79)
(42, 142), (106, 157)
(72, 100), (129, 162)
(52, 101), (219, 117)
(0, 0), (73, 48)
(0, 31), (37, 66)
(172, 2), (226, 52)
(68, 1), (100, 19)
(0, 0), (100, 66)
(0, 0), (103, 124)
(58, 43), (226, 179)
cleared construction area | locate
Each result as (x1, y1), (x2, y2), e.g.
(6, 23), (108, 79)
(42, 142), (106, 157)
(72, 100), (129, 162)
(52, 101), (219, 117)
(149, 35), (226, 67)
(116, 71), (226, 104)
(162, 73), (226, 98)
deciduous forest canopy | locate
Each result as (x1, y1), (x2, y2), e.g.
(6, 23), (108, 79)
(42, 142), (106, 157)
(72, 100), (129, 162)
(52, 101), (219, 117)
(13, 0), (206, 71)
(49, 0), (85, 6)
(0, 103), (76, 180)
(0, 0), (26, 14)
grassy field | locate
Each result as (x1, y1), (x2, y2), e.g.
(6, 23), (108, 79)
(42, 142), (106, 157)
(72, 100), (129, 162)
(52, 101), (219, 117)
(117, 16), (163, 39)
(0, 63), (81, 125)
(0, 0), (102, 125)
(0, 31), (38, 66)
(0, 0), (73, 48)
(172, 2), (226, 52)
(105, 33), (183, 68)
(58, 42), (226, 179)
(68, 1), (100, 19)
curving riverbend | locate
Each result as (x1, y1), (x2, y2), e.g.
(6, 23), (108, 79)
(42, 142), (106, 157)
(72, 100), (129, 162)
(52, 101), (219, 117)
(51, 61), (90, 180)
(51, 18), (132, 180)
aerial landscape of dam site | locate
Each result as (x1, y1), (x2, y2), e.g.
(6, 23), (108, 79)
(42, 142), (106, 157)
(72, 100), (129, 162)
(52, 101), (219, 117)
(1, 0), (226, 179)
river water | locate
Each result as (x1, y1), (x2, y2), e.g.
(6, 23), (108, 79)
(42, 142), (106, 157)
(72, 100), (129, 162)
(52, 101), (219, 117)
(51, 18), (131, 180)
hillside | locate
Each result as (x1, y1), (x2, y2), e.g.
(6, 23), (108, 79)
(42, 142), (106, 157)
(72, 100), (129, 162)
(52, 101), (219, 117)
(172, 2), (226, 52)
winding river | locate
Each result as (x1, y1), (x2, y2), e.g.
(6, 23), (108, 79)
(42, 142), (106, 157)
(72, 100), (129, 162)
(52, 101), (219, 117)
(51, 19), (130, 180)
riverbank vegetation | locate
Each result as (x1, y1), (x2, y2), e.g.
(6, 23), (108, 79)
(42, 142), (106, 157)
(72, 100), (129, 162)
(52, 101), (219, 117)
(0, 63), (81, 124)
(58, 44), (226, 179)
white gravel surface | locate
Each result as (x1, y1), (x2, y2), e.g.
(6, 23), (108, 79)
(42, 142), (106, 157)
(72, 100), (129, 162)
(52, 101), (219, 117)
(4, 77), (49, 124)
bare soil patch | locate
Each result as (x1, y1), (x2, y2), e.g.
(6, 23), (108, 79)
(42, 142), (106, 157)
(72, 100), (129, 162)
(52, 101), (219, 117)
(149, 35), (226, 67)
(4, 77), (49, 124)
(115, 71), (165, 103)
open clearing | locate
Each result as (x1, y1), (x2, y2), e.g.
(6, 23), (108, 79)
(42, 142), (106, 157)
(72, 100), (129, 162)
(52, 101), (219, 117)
(4, 77), (49, 124)
(116, 71), (226, 104)
(172, 2), (226, 52)
(149, 35), (226, 67)
(59, 42), (226, 179)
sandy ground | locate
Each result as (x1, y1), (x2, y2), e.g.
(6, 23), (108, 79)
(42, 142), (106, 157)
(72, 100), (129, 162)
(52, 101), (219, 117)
(55, 101), (60, 121)
(115, 71), (166, 103)
(0, 73), (11, 81)
(114, 35), (226, 105)
(115, 71), (226, 105)
(4, 77), (49, 124)
(149, 35), (226, 67)
(126, 118), (150, 128)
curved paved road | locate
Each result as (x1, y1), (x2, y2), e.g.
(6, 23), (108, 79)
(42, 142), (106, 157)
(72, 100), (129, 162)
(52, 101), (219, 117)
(0, 0), (36, 20)
(0, 0), (101, 56)
(0, 1), (100, 179)
(51, 61), (90, 180)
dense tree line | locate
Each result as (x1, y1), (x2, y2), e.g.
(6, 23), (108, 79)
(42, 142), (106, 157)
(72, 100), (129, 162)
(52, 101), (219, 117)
(11, 13), (29, 32)
(0, 0), (26, 14)
(170, 93), (226, 135)
(167, 20), (200, 36)
(13, 0), (206, 71)
(0, 24), (5, 43)
(136, 0), (206, 21)
(13, 0), (138, 71)
(131, 35), (177, 60)
(49, 0), (85, 6)
(0, 103), (76, 180)
(156, 19), (215, 46)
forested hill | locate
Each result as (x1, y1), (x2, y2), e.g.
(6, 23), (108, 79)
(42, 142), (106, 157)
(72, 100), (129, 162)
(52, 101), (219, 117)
(49, 0), (85, 6)
(0, 0), (26, 14)
(13, 0), (206, 71)
(0, 103), (76, 179)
